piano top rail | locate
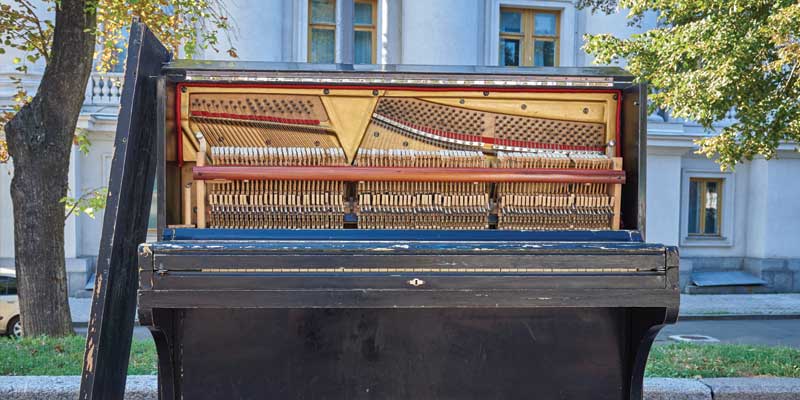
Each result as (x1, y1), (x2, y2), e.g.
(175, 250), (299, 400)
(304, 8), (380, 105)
(192, 166), (626, 184)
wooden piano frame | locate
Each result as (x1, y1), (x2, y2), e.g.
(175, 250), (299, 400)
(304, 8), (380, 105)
(80, 23), (679, 400)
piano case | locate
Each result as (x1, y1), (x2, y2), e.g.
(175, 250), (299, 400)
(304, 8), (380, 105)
(80, 23), (679, 400)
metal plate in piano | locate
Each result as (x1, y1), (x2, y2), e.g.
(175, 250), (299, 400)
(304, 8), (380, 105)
(190, 93), (329, 122)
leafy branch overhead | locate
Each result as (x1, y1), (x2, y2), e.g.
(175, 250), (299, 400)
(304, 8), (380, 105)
(61, 187), (109, 220)
(0, 0), (237, 163)
(0, 0), (236, 73)
(581, 0), (800, 169)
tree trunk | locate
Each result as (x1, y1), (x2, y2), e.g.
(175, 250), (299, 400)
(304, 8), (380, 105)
(4, 0), (97, 336)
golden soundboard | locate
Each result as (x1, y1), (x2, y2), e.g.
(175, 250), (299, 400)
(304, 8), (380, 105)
(173, 81), (625, 231)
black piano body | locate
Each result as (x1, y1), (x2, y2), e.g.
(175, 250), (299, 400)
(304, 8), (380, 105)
(83, 23), (679, 400)
(139, 229), (677, 399)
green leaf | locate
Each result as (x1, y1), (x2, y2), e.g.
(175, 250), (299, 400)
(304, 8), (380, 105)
(584, 0), (800, 169)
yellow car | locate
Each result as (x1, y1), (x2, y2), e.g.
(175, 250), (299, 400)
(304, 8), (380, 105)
(0, 268), (21, 338)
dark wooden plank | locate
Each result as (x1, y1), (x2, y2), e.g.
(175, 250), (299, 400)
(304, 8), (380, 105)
(151, 273), (667, 291)
(138, 288), (679, 309)
(174, 308), (630, 399)
(621, 83), (647, 232)
(146, 240), (666, 254)
(79, 21), (170, 400)
(154, 253), (666, 271)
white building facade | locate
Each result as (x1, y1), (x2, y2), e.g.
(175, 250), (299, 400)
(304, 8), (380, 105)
(1, 0), (799, 294)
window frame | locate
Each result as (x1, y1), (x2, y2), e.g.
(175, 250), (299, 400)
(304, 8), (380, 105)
(307, 0), (377, 64)
(354, 0), (377, 64)
(308, 0), (337, 63)
(679, 169), (735, 248)
(688, 177), (724, 237)
(499, 7), (560, 67)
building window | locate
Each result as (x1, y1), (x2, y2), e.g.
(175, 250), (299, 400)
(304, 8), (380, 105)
(309, 0), (337, 63)
(688, 178), (723, 236)
(354, 0), (377, 64)
(308, 0), (377, 64)
(499, 8), (559, 67)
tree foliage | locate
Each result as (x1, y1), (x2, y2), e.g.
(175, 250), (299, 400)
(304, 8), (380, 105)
(62, 187), (109, 220)
(581, 0), (800, 169)
(0, 0), (234, 337)
(0, 0), (235, 73)
(0, 0), (236, 162)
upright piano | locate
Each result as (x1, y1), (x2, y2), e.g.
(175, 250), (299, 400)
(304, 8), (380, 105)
(83, 23), (679, 400)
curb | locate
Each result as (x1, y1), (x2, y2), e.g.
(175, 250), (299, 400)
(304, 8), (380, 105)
(679, 314), (800, 321)
(1, 376), (799, 399)
(0, 375), (155, 400)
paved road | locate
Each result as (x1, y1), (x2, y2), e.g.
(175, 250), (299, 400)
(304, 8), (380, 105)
(656, 318), (800, 347)
(73, 319), (800, 347)
(74, 326), (152, 341)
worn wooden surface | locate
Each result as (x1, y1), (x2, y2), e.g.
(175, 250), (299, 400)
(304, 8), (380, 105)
(138, 241), (678, 307)
(79, 22), (170, 400)
(144, 240), (665, 253)
(621, 84), (647, 233)
(143, 307), (673, 400)
(192, 165), (627, 183)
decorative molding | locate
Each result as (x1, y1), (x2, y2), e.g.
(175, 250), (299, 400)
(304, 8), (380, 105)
(293, 0), (309, 62)
(84, 73), (124, 106)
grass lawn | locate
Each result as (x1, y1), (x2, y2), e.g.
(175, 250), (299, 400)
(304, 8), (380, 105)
(2, 336), (799, 378)
(645, 343), (800, 378)
(0, 335), (156, 376)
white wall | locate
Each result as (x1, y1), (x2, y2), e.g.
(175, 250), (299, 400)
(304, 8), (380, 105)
(645, 151), (683, 246)
(0, 162), (14, 258)
(205, 0), (287, 61)
(400, 0), (483, 65)
(75, 117), (116, 257)
(746, 156), (800, 258)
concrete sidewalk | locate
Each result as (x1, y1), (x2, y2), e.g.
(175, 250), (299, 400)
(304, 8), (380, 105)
(679, 294), (800, 318)
(69, 294), (800, 324)
(2, 376), (800, 399)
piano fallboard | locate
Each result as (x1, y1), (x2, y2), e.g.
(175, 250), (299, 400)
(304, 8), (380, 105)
(137, 236), (678, 311)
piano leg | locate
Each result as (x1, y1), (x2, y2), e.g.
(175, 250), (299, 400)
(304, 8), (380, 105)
(626, 308), (678, 400)
(145, 309), (179, 400)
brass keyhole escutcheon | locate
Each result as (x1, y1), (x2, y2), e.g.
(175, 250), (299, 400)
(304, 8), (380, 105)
(407, 278), (425, 287)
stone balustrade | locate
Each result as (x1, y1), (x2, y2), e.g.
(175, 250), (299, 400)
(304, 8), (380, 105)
(84, 72), (124, 106)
